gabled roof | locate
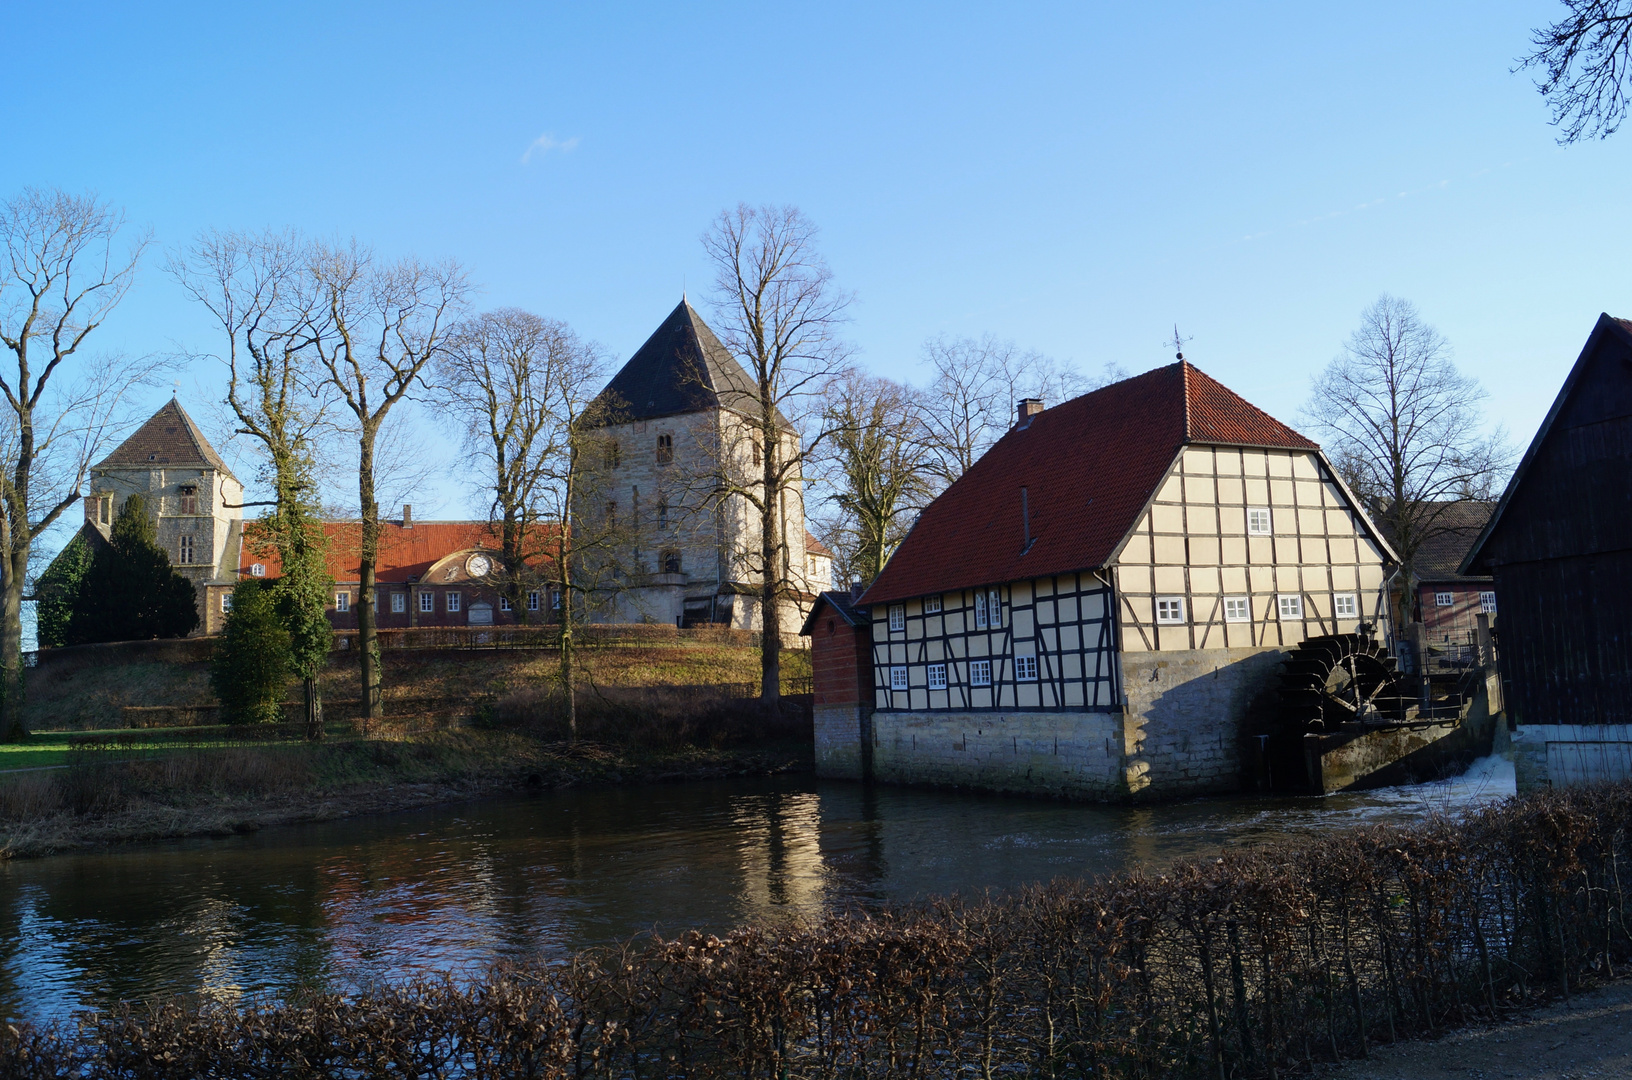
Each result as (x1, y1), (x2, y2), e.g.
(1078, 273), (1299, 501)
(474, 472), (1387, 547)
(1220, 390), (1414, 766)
(861, 361), (1322, 606)
(241, 520), (560, 584)
(592, 299), (787, 426)
(804, 530), (834, 559)
(1462, 313), (1632, 574)
(1375, 501), (1494, 583)
(94, 399), (235, 479)
(800, 589), (868, 636)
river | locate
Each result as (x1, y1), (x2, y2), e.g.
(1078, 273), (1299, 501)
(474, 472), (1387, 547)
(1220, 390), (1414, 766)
(0, 756), (1515, 1024)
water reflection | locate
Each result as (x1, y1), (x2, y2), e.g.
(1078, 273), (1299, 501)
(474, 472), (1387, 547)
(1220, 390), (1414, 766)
(0, 757), (1516, 1023)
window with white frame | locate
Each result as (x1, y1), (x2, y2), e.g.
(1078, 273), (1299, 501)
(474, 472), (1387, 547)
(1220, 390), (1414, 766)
(447, 591), (462, 613)
(250, 563), (266, 577)
(924, 595), (942, 614)
(888, 604), (905, 632)
(528, 590), (540, 611)
(969, 659), (992, 687)
(1155, 596), (1186, 624)
(499, 596), (512, 611)
(221, 594), (233, 613)
(1277, 594), (1303, 620)
(1480, 591), (1497, 613)
(419, 591), (435, 613)
(1334, 593), (1358, 618)
(335, 591), (349, 612)
(1015, 654), (1038, 681)
(889, 666), (908, 691)
(1434, 591), (1455, 607)
(551, 588), (562, 610)
(1247, 507), (1273, 536)
(1224, 596), (1250, 622)
(988, 588), (1002, 628)
(391, 592), (406, 613)
(973, 591), (988, 629)
(928, 663), (947, 689)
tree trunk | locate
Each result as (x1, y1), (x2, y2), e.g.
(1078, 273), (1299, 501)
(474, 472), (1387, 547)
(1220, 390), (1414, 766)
(1, 543), (27, 740)
(759, 427), (782, 706)
(304, 676), (324, 742)
(357, 429), (383, 724)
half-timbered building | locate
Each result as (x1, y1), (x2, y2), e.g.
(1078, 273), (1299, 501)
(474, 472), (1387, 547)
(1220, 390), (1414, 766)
(814, 361), (1396, 800)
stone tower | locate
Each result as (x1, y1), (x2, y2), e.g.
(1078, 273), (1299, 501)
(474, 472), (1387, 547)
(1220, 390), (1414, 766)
(83, 399), (244, 635)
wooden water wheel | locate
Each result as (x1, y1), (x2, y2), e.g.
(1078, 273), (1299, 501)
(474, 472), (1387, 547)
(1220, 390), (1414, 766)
(1276, 633), (1411, 731)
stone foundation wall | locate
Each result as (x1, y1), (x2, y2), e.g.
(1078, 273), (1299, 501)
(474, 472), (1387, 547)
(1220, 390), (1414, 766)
(815, 704), (872, 780)
(870, 709), (1125, 799)
(1119, 647), (1287, 797)
(1512, 724), (1632, 791)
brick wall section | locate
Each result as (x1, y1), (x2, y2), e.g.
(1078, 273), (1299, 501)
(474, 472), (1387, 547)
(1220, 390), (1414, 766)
(812, 610), (873, 779)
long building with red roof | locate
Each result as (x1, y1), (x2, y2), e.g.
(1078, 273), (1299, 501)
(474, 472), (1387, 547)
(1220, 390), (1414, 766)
(809, 361), (1396, 801)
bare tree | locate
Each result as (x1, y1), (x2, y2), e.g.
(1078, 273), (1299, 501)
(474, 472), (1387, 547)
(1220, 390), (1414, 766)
(168, 229), (335, 739)
(0, 190), (161, 737)
(1521, 1), (1632, 142)
(435, 308), (594, 624)
(917, 334), (1118, 486)
(813, 371), (934, 588)
(702, 204), (853, 705)
(1304, 295), (1511, 621)
(309, 242), (468, 723)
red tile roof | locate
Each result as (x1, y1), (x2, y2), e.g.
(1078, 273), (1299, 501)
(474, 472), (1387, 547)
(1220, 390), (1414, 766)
(240, 520), (560, 583)
(861, 362), (1319, 605)
(804, 530), (834, 558)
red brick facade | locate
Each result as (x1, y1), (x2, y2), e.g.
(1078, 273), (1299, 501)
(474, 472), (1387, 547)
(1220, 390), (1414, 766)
(808, 594), (872, 708)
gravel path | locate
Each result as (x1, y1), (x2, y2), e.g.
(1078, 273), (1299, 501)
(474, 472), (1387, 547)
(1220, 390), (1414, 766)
(1320, 978), (1632, 1080)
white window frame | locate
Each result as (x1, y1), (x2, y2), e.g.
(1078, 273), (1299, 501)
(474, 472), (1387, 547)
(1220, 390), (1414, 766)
(419, 591), (435, 613)
(973, 591), (988, 630)
(250, 563), (266, 577)
(1015, 654), (1038, 681)
(1277, 594), (1303, 620)
(889, 665), (908, 691)
(220, 594), (233, 613)
(335, 591), (349, 613)
(988, 588), (1002, 628)
(499, 595), (512, 611)
(447, 591), (462, 613)
(1334, 593), (1358, 618)
(924, 595), (942, 614)
(969, 659), (992, 687)
(1247, 507), (1273, 536)
(528, 590), (541, 612)
(927, 663), (947, 690)
(1434, 591), (1455, 608)
(1223, 596), (1250, 623)
(888, 604), (905, 632)
(1480, 591), (1497, 613)
(1155, 596), (1186, 624)
(391, 592), (406, 613)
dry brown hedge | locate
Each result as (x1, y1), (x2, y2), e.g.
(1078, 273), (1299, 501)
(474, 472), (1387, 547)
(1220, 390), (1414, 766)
(4, 782), (1629, 1079)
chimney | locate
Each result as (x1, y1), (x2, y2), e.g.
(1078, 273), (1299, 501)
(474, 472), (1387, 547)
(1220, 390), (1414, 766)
(849, 580), (866, 603)
(402, 504), (413, 528)
(1016, 398), (1045, 428)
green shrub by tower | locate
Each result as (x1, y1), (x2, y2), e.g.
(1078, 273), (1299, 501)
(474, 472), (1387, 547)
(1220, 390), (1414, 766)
(210, 579), (292, 724)
(64, 495), (199, 645)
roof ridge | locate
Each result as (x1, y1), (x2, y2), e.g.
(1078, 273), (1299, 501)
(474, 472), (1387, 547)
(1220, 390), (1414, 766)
(1180, 361), (1193, 441)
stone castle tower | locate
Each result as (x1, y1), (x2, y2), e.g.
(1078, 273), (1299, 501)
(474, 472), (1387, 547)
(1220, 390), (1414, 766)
(81, 399), (244, 635)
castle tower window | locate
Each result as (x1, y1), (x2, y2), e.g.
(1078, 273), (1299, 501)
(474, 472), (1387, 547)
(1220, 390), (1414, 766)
(662, 549), (682, 574)
(178, 535), (195, 565)
(655, 432), (673, 464)
(657, 499), (668, 530)
(178, 486), (197, 514)
(604, 440), (621, 469)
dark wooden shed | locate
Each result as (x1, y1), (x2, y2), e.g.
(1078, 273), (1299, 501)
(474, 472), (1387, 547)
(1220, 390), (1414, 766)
(1462, 314), (1632, 726)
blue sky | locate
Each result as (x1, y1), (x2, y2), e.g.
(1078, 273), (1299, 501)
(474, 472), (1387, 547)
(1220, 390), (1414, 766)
(4, 1), (1627, 530)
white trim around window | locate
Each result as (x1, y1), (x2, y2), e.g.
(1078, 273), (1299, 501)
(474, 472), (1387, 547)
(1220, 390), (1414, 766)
(446, 591), (462, 613)
(335, 591), (350, 613)
(889, 665), (908, 691)
(1223, 596), (1250, 623)
(1334, 593), (1358, 618)
(1277, 594), (1303, 620)
(419, 591), (435, 613)
(1247, 507), (1273, 536)
(1480, 591), (1497, 613)
(888, 604), (905, 632)
(1015, 653), (1038, 681)
(1155, 596), (1186, 624)
(969, 659), (992, 687)
(927, 663), (947, 690)
(391, 592), (406, 613)
(923, 595), (942, 614)
(1435, 591), (1455, 607)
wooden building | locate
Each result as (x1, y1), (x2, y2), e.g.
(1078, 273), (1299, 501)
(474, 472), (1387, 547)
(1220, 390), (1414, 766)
(813, 361), (1397, 800)
(1379, 501), (1497, 643)
(1462, 313), (1632, 732)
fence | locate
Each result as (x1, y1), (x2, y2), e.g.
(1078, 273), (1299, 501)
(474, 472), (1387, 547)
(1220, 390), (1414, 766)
(4, 783), (1628, 1079)
(335, 624), (768, 653)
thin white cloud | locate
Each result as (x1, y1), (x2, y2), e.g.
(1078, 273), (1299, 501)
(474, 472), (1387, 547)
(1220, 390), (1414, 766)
(521, 133), (580, 164)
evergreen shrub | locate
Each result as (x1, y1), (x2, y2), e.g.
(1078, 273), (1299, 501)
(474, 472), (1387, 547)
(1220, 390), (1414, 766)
(210, 580), (292, 725)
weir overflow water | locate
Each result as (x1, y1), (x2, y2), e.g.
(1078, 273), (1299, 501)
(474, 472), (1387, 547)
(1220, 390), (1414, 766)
(0, 756), (1515, 1023)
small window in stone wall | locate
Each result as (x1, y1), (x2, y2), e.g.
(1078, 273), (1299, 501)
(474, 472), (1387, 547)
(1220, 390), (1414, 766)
(1434, 592), (1455, 607)
(178, 535), (194, 565)
(969, 659), (992, 687)
(178, 487), (197, 514)
(889, 666), (908, 690)
(928, 663), (947, 689)
(656, 433), (673, 464)
(221, 595), (233, 613)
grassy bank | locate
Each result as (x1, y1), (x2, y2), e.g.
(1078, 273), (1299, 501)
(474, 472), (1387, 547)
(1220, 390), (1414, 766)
(1, 644), (814, 859)
(3, 782), (1627, 1078)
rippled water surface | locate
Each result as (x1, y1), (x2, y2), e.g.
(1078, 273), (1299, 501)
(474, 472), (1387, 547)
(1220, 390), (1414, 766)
(0, 756), (1516, 1022)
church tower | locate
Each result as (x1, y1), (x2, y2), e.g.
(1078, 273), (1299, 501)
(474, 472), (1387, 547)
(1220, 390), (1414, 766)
(82, 399), (244, 634)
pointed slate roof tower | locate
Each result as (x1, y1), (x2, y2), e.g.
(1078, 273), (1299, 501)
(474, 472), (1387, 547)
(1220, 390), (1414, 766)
(93, 398), (236, 478)
(593, 299), (786, 427)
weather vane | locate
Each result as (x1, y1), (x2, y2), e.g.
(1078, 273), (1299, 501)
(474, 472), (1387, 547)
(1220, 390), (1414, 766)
(1164, 324), (1193, 362)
